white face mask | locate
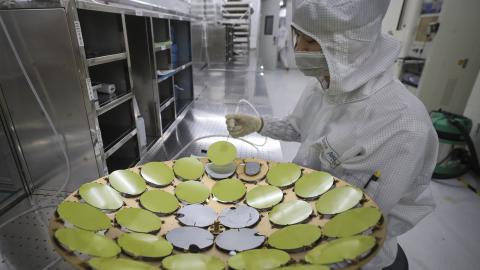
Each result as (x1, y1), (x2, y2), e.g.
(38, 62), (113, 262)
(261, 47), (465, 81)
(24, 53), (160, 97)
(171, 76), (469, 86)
(295, 51), (330, 78)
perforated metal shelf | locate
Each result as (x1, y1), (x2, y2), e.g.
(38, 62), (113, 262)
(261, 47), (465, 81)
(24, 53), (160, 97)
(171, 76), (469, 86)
(0, 193), (74, 270)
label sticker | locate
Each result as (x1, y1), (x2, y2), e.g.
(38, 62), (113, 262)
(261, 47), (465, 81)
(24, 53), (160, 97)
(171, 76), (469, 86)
(96, 131), (102, 145)
(74, 21), (84, 47)
(94, 129), (103, 155)
(319, 137), (341, 168)
(86, 78), (95, 101)
(94, 142), (102, 155)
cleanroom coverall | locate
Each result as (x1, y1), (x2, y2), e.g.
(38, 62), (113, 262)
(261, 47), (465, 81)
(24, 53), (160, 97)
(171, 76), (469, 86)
(260, 0), (439, 268)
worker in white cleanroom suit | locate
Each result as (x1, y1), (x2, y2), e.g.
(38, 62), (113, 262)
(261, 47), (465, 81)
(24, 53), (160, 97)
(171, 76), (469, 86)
(226, 0), (438, 269)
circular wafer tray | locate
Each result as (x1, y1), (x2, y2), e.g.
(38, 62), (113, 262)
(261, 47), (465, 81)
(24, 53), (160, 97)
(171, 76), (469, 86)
(49, 146), (386, 270)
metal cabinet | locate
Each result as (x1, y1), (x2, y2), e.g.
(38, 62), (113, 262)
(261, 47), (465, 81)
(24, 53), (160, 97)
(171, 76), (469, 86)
(222, 0), (251, 66)
(0, 0), (196, 205)
(0, 8), (100, 194)
(66, 1), (195, 174)
(125, 12), (194, 151)
(73, 8), (141, 174)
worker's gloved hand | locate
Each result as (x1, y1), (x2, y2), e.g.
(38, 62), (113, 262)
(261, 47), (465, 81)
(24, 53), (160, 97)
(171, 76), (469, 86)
(225, 114), (263, 138)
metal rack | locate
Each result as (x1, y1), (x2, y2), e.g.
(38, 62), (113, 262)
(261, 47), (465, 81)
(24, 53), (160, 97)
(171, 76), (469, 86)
(0, 0), (196, 201)
(125, 15), (194, 149)
(75, 3), (195, 174)
(222, 0), (251, 66)
(74, 8), (140, 173)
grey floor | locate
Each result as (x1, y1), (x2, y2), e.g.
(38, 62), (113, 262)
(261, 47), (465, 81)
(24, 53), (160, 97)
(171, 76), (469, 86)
(0, 55), (479, 269)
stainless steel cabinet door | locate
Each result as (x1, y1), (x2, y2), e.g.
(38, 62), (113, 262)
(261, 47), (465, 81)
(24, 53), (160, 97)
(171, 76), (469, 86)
(0, 9), (100, 193)
(0, 115), (26, 212)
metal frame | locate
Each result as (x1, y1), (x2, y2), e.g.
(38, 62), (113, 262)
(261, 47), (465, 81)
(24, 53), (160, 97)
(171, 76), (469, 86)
(0, 0), (200, 20)
(104, 128), (138, 158)
(160, 97), (175, 112)
(76, 0), (197, 20)
(97, 92), (134, 116)
(63, 0), (107, 176)
(137, 98), (194, 165)
(86, 52), (127, 66)
(150, 17), (194, 138)
(65, 2), (140, 174)
(170, 18), (194, 119)
(0, 0), (196, 177)
(222, 0), (251, 65)
(150, 16), (170, 137)
(70, 0), (195, 173)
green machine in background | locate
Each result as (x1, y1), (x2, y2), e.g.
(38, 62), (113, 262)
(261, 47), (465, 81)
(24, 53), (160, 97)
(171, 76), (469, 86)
(431, 110), (479, 179)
